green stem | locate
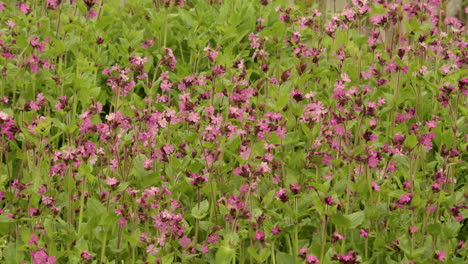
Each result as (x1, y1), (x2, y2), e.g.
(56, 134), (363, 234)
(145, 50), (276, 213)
(101, 228), (108, 262)
(320, 215), (328, 262)
(77, 177), (86, 234)
(163, 12), (168, 49)
(293, 197), (299, 258)
(271, 241), (276, 264)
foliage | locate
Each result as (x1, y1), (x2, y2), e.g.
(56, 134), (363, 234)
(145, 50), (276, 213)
(0, 0), (467, 263)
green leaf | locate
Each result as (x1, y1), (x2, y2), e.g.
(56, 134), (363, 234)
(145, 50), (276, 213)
(247, 247), (261, 262)
(331, 214), (352, 229)
(34, 117), (52, 136)
(404, 134), (418, 148)
(216, 246), (235, 264)
(161, 253), (174, 264)
(276, 252), (295, 263)
(347, 211), (365, 228)
(191, 200), (209, 219)
(248, 247), (270, 263)
(87, 198), (106, 219)
(3, 243), (17, 264)
(427, 223), (442, 236)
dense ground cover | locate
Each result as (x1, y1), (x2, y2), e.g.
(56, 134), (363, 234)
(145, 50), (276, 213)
(0, 0), (467, 263)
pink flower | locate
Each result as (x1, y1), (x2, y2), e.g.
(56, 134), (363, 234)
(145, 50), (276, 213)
(81, 250), (92, 260)
(333, 251), (359, 264)
(18, 3), (31, 14)
(106, 177), (120, 187)
(146, 244), (159, 256)
(118, 217), (127, 227)
(458, 240), (466, 249)
(28, 234), (39, 246)
(179, 236), (191, 247)
(275, 188), (288, 203)
(332, 232), (344, 242)
(142, 40), (154, 49)
(408, 225), (419, 234)
(0, 2), (5, 12)
(162, 48), (177, 71)
(204, 44), (220, 62)
(207, 234), (220, 244)
(47, 0), (59, 7)
(289, 182), (300, 195)
(254, 231), (265, 242)
(258, 162), (271, 173)
(291, 89), (304, 101)
(143, 158), (153, 170)
(426, 206), (436, 213)
(371, 182), (380, 192)
(368, 156), (379, 168)
(370, 14), (386, 25)
(187, 112), (200, 123)
(272, 227), (282, 235)
(398, 193), (413, 205)
(189, 173), (208, 186)
(434, 250), (446, 262)
(322, 154), (332, 166)
(87, 9), (97, 19)
(160, 80), (172, 92)
(324, 196), (334, 206)
(299, 248), (308, 258)
(306, 254), (319, 264)
(31, 249), (56, 264)
(359, 228), (369, 238)
(301, 101), (328, 123)
(418, 65), (428, 76)
(402, 180), (412, 190)
(200, 243), (209, 254)
(6, 20), (15, 29)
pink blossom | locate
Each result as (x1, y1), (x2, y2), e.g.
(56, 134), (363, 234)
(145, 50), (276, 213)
(87, 9), (97, 19)
(368, 156), (379, 168)
(333, 251), (359, 264)
(81, 250), (92, 260)
(106, 177), (120, 187)
(47, 0), (58, 7)
(31, 249), (56, 264)
(275, 188), (288, 203)
(118, 217), (127, 227)
(200, 243), (209, 254)
(332, 232), (344, 242)
(6, 20), (15, 29)
(370, 14), (386, 25)
(207, 234), (220, 244)
(324, 196), (334, 206)
(146, 244), (159, 256)
(254, 231), (265, 242)
(18, 3), (31, 14)
(371, 182), (380, 192)
(359, 228), (369, 238)
(397, 193), (413, 205)
(272, 227), (282, 235)
(301, 101), (328, 123)
(187, 112), (200, 123)
(434, 250), (446, 262)
(142, 40), (154, 49)
(179, 236), (191, 247)
(28, 234), (39, 246)
(306, 254), (319, 263)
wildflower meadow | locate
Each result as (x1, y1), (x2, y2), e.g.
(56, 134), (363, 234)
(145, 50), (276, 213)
(0, 0), (467, 263)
